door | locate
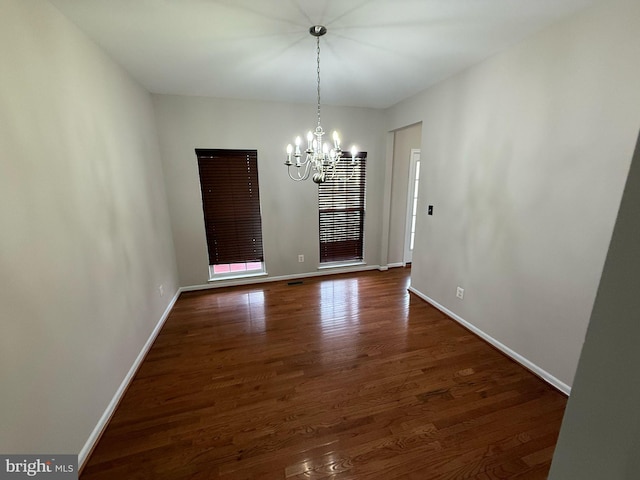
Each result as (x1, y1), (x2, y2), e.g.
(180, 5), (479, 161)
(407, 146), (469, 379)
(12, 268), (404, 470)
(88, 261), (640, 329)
(403, 149), (421, 265)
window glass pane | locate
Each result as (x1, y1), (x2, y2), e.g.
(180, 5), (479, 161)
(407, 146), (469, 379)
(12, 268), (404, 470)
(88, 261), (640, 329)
(210, 262), (264, 278)
(213, 264), (231, 274)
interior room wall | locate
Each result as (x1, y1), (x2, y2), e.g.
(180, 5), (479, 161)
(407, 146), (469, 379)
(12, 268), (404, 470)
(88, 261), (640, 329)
(388, 123), (422, 265)
(152, 94), (387, 287)
(385, 0), (640, 389)
(548, 129), (640, 479)
(0, 0), (178, 456)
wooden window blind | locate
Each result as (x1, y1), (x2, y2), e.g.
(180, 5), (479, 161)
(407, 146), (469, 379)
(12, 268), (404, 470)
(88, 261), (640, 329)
(318, 154), (367, 263)
(195, 149), (264, 265)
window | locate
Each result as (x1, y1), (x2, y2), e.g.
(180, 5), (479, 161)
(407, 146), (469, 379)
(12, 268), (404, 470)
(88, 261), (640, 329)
(318, 153), (367, 264)
(195, 149), (264, 278)
(409, 159), (420, 251)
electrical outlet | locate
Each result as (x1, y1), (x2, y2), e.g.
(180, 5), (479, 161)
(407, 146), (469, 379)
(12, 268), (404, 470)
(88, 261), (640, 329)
(456, 286), (464, 299)
(158, 284), (164, 297)
(298, 254), (304, 263)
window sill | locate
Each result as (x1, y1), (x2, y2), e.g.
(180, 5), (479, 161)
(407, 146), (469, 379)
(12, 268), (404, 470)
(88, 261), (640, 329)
(318, 261), (366, 270)
(208, 271), (268, 282)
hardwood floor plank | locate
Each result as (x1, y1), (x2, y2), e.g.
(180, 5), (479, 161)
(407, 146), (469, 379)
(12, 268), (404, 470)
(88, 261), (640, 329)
(81, 268), (566, 479)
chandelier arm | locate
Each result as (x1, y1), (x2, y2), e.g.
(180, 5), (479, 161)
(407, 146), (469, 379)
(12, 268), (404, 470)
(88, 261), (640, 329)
(287, 162), (312, 181)
(298, 155), (312, 167)
(287, 168), (305, 181)
(325, 157), (359, 182)
(326, 161), (339, 181)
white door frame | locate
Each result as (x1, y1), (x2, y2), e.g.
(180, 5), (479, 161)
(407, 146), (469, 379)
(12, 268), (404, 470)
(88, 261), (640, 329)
(403, 149), (421, 265)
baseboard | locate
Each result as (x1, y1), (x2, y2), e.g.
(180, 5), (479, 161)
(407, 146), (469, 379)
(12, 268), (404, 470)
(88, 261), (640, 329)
(379, 263), (407, 271)
(181, 264), (382, 292)
(386, 262), (405, 269)
(408, 286), (571, 396)
(78, 290), (180, 470)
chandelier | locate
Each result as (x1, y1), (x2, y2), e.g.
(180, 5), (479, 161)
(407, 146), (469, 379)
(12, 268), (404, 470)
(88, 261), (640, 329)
(285, 25), (360, 184)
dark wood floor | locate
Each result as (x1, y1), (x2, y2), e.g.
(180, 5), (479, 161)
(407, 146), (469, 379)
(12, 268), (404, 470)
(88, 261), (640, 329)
(81, 268), (567, 479)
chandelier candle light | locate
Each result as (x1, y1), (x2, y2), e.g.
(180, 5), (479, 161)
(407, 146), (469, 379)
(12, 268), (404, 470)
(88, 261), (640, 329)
(285, 25), (360, 184)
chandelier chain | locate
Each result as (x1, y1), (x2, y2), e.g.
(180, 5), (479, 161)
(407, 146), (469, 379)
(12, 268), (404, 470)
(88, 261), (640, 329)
(316, 35), (321, 129)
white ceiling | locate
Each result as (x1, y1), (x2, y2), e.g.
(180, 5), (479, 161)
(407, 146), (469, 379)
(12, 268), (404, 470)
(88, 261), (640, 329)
(49, 0), (600, 109)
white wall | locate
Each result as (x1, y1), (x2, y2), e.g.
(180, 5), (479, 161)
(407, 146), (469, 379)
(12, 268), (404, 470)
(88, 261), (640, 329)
(0, 0), (178, 456)
(549, 129), (640, 478)
(386, 0), (640, 388)
(153, 95), (387, 287)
